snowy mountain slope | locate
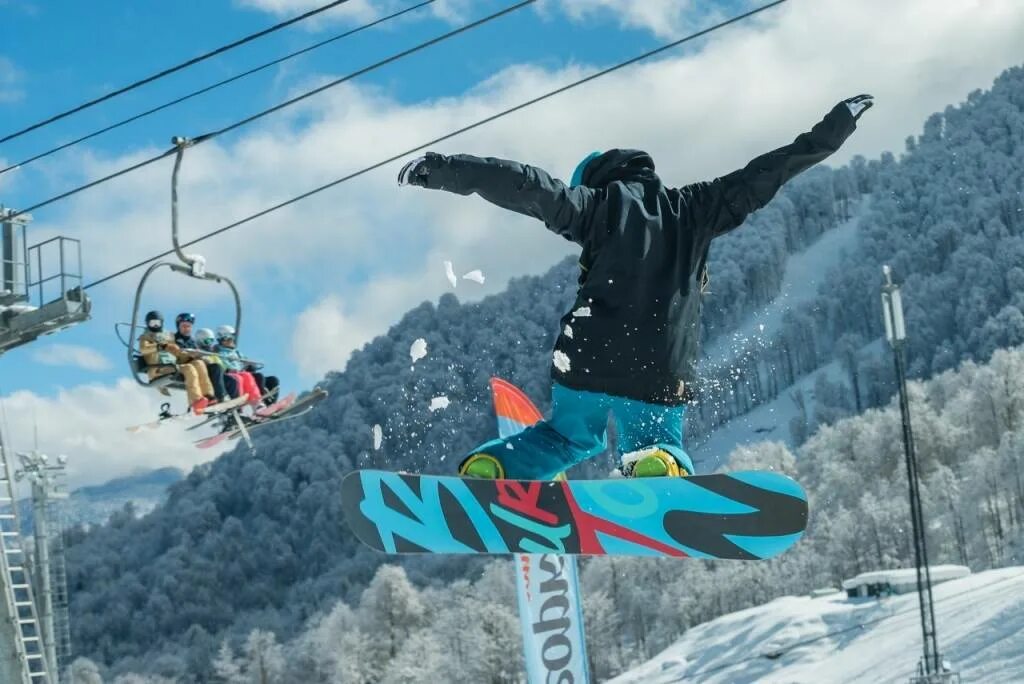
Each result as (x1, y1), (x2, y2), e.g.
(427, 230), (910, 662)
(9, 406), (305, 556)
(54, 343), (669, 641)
(688, 358), (836, 472)
(690, 338), (887, 472)
(689, 202), (868, 473)
(701, 201), (866, 367)
(610, 566), (1024, 684)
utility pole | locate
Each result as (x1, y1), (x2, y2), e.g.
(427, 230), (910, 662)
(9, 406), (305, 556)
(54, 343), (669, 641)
(881, 266), (957, 684)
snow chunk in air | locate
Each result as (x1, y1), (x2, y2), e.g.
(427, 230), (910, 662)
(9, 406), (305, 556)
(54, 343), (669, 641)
(410, 338), (428, 364)
(429, 396), (450, 412)
(462, 269), (485, 284)
(572, 306), (591, 318)
(444, 261), (458, 288)
(553, 350), (572, 373)
(564, 324), (574, 339)
(372, 424), (383, 450)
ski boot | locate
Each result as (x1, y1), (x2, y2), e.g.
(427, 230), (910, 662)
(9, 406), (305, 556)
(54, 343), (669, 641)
(191, 397), (210, 416)
(458, 453), (505, 480)
(620, 448), (689, 478)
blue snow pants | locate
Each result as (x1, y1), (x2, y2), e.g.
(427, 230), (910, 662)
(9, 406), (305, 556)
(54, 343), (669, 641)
(464, 382), (695, 480)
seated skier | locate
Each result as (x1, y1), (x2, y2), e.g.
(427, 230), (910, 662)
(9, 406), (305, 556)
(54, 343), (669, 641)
(215, 324), (279, 406)
(397, 95), (873, 480)
(193, 325), (242, 401)
(213, 325), (264, 407)
(137, 310), (217, 415)
(174, 312), (233, 403)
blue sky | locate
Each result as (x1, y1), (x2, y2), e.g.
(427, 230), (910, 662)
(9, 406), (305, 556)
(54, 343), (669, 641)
(2, 0), (1023, 485)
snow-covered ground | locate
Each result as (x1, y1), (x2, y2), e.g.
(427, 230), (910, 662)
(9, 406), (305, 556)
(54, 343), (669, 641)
(610, 566), (1024, 684)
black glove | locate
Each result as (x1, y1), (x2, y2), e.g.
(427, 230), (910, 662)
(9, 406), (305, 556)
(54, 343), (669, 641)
(397, 152), (445, 187)
(843, 94), (874, 121)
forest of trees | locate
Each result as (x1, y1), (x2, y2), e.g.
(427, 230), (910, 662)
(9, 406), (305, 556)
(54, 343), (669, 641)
(71, 345), (1024, 683)
(62, 64), (1024, 682)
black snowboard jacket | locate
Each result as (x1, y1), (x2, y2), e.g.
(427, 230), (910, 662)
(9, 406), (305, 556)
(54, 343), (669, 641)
(418, 101), (859, 405)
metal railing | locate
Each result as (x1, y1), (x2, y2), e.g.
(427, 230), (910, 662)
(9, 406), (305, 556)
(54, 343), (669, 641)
(26, 238), (83, 309)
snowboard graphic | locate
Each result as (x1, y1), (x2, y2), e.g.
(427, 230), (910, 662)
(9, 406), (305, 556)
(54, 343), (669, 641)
(341, 469), (808, 559)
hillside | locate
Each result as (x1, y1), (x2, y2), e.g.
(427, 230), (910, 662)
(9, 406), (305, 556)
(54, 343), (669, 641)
(18, 467), (183, 534)
(611, 567), (1024, 683)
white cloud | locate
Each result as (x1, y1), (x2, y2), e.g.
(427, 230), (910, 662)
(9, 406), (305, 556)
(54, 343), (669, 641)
(235, 0), (704, 36)
(0, 380), (232, 489)
(233, 0), (472, 25)
(546, 0), (707, 39)
(290, 295), (373, 378)
(0, 56), (24, 104)
(32, 343), (112, 371)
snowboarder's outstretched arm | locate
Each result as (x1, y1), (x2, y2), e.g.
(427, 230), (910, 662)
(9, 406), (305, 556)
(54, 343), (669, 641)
(398, 153), (596, 244)
(685, 95), (873, 240)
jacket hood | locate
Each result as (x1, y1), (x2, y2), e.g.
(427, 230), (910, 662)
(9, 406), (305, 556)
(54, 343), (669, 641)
(580, 149), (656, 187)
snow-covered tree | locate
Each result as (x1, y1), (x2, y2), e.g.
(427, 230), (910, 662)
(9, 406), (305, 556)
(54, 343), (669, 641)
(212, 640), (243, 684)
(358, 565), (426, 672)
(69, 658), (104, 684)
(240, 630), (285, 684)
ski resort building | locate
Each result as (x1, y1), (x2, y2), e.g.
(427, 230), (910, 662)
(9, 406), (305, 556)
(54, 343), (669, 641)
(842, 566), (971, 598)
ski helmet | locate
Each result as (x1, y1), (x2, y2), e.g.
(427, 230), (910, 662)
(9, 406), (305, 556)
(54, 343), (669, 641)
(195, 328), (216, 349)
(145, 310), (163, 331)
(570, 150), (602, 188)
(175, 312), (195, 327)
(215, 324), (236, 341)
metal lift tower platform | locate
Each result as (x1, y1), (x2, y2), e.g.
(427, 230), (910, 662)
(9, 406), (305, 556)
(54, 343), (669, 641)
(0, 207), (90, 356)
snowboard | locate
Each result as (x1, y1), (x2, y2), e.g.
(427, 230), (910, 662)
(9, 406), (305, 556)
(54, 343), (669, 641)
(341, 469), (808, 559)
(195, 388), (327, 449)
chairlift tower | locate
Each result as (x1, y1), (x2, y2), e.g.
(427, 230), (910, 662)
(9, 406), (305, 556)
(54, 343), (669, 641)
(0, 434), (50, 684)
(0, 206), (91, 355)
(881, 265), (959, 684)
(0, 204), (90, 683)
(15, 452), (72, 684)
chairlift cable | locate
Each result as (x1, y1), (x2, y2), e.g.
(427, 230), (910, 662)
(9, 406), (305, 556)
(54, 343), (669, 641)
(3, 0), (535, 223)
(0, 0), (356, 143)
(0, 1), (436, 176)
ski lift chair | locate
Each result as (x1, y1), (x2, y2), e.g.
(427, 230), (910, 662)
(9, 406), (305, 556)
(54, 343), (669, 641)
(120, 137), (242, 400)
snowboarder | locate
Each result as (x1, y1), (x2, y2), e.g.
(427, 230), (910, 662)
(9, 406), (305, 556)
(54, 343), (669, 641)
(138, 310), (218, 415)
(174, 312), (233, 403)
(397, 95), (874, 480)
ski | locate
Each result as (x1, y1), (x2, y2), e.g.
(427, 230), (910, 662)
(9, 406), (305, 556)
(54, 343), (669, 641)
(255, 392), (297, 418)
(194, 388), (327, 448)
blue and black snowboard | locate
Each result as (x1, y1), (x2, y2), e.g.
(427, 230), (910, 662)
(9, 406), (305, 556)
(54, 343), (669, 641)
(341, 469), (808, 559)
